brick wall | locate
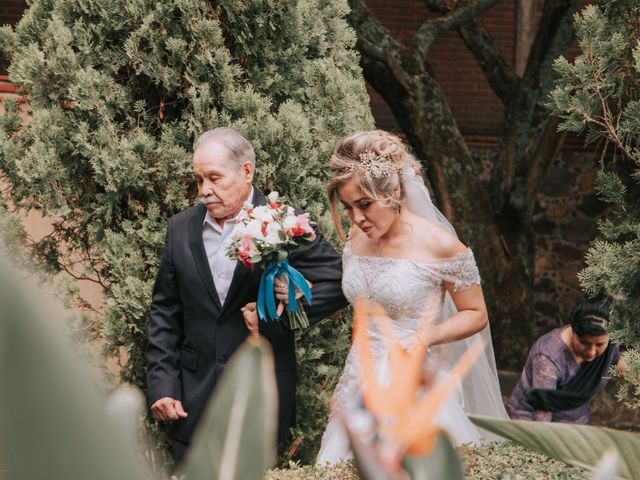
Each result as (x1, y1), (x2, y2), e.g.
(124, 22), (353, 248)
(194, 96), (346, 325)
(0, 0), (27, 74)
(0, 0), (25, 25)
(1, 1), (579, 136)
(364, 0), (515, 134)
(363, 0), (587, 136)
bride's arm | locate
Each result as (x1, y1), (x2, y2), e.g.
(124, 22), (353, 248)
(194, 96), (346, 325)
(418, 284), (488, 348)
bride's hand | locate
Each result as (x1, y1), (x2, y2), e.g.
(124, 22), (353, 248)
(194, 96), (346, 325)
(274, 276), (313, 315)
(400, 327), (431, 353)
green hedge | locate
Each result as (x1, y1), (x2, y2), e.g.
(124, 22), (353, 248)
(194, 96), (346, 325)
(266, 441), (587, 479)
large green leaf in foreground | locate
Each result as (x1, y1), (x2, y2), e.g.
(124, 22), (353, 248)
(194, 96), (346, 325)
(403, 432), (465, 480)
(179, 337), (278, 480)
(0, 258), (150, 480)
(470, 415), (640, 479)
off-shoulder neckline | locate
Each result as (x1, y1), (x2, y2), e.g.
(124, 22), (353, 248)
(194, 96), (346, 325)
(344, 242), (473, 266)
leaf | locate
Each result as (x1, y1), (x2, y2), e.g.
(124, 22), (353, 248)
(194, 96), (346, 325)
(178, 337), (278, 480)
(343, 414), (394, 480)
(0, 257), (150, 480)
(593, 449), (620, 480)
(403, 432), (464, 480)
(105, 385), (146, 454)
(469, 415), (640, 479)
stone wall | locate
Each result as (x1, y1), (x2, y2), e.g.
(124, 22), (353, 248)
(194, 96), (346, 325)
(473, 143), (614, 342)
(532, 146), (609, 335)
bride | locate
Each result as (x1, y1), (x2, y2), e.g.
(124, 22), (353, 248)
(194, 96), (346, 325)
(316, 130), (508, 464)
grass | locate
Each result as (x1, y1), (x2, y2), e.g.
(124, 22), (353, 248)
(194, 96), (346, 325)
(266, 440), (588, 479)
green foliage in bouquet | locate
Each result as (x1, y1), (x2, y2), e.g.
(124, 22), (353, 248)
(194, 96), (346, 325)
(549, 0), (640, 408)
(0, 0), (373, 463)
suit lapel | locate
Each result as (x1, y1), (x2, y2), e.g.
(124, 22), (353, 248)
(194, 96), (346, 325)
(189, 204), (223, 311)
(221, 189), (266, 312)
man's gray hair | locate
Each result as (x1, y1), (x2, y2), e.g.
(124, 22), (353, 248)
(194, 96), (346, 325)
(194, 127), (256, 167)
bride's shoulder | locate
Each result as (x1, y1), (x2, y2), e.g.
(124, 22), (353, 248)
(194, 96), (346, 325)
(410, 215), (468, 259)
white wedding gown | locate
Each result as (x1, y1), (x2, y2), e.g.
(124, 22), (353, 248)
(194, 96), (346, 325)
(316, 242), (503, 464)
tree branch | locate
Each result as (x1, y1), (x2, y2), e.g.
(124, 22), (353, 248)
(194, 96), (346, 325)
(521, 0), (574, 88)
(489, 0), (575, 211)
(422, 0), (516, 104)
(413, 0), (497, 61)
(347, 1), (387, 63)
(525, 115), (566, 210)
(458, 19), (519, 104)
(348, 0), (414, 89)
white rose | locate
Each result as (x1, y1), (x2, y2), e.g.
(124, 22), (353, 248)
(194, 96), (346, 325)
(282, 214), (297, 230)
(265, 221), (283, 245)
(245, 219), (264, 239)
(267, 191), (280, 204)
(231, 222), (247, 239)
(252, 205), (274, 223)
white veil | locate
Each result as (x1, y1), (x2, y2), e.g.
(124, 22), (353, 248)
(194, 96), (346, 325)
(402, 166), (509, 432)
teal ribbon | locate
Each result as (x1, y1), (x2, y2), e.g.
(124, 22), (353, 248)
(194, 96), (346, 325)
(257, 259), (312, 322)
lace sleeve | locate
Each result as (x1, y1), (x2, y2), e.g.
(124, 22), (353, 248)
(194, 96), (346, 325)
(433, 249), (481, 292)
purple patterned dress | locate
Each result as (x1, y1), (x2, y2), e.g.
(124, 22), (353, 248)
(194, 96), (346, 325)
(508, 327), (619, 423)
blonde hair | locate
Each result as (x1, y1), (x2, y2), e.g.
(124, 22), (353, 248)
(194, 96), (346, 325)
(327, 130), (423, 241)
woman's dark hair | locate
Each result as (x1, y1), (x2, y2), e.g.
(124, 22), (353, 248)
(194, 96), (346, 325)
(570, 296), (610, 337)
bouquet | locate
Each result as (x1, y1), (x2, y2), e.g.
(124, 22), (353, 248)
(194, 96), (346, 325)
(226, 191), (316, 329)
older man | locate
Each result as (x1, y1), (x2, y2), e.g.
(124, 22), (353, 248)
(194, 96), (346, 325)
(146, 127), (346, 464)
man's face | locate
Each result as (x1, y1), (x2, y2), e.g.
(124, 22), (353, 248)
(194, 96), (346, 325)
(192, 140), (254, 220)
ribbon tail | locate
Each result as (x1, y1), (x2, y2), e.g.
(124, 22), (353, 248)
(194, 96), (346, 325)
(264, 264), (280, 320)
(284, 263), (312, 304)
(257, 270), (268, 321)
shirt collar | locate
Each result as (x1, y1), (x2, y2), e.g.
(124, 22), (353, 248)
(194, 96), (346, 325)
(202, 186), (254, 228)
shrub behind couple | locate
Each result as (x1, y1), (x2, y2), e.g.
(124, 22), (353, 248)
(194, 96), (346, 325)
(146, 127), (507, 466)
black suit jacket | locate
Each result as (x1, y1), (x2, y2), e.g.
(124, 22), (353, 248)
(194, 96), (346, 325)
(146, 189), (347, 443)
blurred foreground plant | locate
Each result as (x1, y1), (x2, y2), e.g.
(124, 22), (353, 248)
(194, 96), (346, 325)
(1, 253), (623, 480)
(0, 255), (277, 480)
(470, 415), (636, 480)
(339, 299), (487, 480)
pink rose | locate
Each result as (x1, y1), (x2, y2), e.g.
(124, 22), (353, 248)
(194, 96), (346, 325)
(238, 236), (257, 268)
(293, 213), (315, 239)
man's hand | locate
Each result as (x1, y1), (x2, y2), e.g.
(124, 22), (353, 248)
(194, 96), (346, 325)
(150, 397), (188, 421)
(241, 302), (259, 336)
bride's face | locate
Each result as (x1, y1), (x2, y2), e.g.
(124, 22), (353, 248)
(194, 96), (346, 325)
(337, 178), (397, 239)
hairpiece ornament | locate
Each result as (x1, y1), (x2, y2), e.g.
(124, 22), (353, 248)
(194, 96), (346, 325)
(581, 314), (608, 328)
(336, 151), (401, 178)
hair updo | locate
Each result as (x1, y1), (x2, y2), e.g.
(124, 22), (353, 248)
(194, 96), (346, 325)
(327, 130), (423, 240)
(570, 296), (611, 337)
